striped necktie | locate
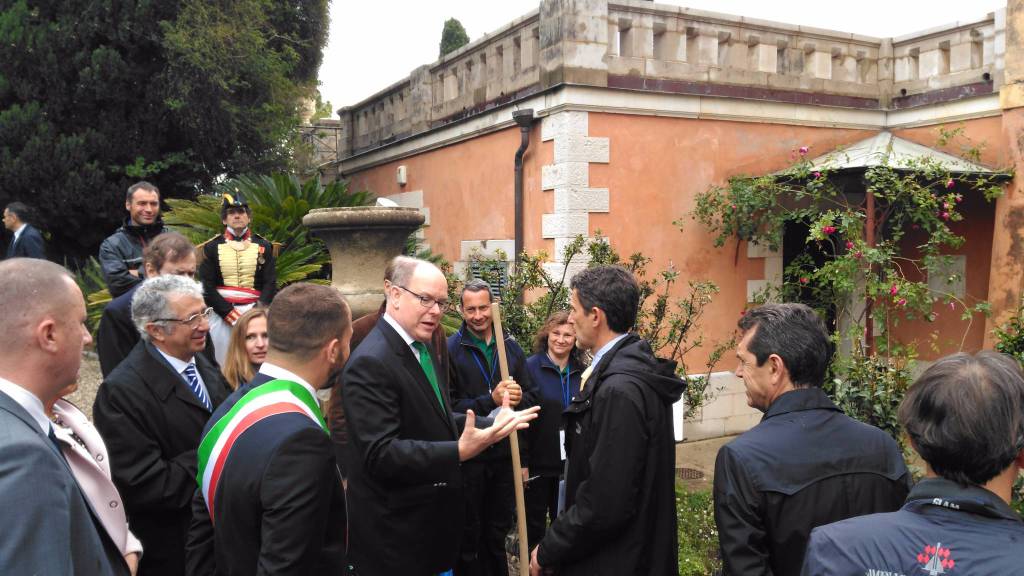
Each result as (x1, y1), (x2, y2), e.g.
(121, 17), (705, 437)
(184, 363), (212, 411)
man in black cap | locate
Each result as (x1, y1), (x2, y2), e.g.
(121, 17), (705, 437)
(198, 191), (276, 366)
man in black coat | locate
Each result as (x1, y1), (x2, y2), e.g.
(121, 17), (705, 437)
(531, 265), (684, 576)
(185, 283), (350, 575)
(342, 256), (539, 576)
(447, 278), (536, 576)
(713, 303), (910, 576)
(96, 232), (214, 377)
(99, 181), (167, 297)
(93, 275), (230, 576)
(3, 201), (45, 259)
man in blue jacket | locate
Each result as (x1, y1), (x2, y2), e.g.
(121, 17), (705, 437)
(802, 351), (1024, 576)
(448, 278), (536, 576)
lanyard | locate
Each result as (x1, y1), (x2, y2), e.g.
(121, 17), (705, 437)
(560, 366), (571, 408)
(469, 342), (499, 391)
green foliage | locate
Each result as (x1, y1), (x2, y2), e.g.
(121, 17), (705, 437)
(676, 484), (722, 575)
(69, 257), (110, 336)
(1013, 476), (1024, 517)
(993, 297), (1024, 365)
(462, 232), (732, 415)
(310, 89), (334, 122)
(693, 128), (1006, 441)
(439, 18), (470, 57)
(827, 351), (914, 443)
(0, 0), (329, 260)
(164, 173), (374, 286)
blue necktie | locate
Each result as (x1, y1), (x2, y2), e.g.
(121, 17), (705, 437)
(184, 363), (212, 411)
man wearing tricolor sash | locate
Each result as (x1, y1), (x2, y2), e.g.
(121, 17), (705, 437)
(199, 191), (276, 366)
(185, 283), (350, 576)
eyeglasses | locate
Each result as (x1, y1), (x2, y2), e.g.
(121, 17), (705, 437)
(155, 307), (213, 329)
(397, 285), (450, 311)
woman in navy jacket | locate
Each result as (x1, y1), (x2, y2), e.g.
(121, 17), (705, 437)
(524, 311), (586, 549)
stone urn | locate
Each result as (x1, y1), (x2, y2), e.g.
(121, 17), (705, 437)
(303, 206), (425, 318)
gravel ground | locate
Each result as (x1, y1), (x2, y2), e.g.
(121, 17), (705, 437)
(68, 352), (103, 420)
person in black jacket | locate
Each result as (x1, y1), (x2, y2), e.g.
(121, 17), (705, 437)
(199, 191), (276, 367)
(448, 278), (536, 576)
(532, 265), (684, 576)
(96, 232), (216, 377)
(524, 310), (585, 549)
(802, 351), (1024, 576)
(714, 303), (910, 576)
(184, 283), (350, 576)
(99, 181), (167, 297)
(341, 256), (539, 576)
(3, 201), (45, 259)
(93, 275), (230, 576)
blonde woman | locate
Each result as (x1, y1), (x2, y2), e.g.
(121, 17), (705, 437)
(221, 308), (268, 390)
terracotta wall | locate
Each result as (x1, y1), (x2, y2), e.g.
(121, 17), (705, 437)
(344, 112), (1009, 365)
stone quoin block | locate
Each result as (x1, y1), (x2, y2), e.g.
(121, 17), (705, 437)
(553, 187), (609, 213)
(542, 212), (589, 238)
(553, 135), (610, 164)
(541, 110), (589, 141)
(541, 162), (589, 190)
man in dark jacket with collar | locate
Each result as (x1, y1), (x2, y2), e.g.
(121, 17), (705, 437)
(448, 278), (536, 576)
(802, 351), (1024, 576)
(532, 265), (684, 576)
(93, 275), (230, 576)
(714, 303), (910, 576)
(3, 201), (45, 259)
(99, 181), (167, 297)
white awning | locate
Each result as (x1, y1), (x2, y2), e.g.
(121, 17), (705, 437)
(801, 131), (1001, 174)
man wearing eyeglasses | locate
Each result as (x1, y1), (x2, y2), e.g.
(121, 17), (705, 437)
(342, 256), (540, 576)
(94, 275), (231, 576)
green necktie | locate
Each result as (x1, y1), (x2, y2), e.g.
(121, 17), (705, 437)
(412, 341), (445, 411)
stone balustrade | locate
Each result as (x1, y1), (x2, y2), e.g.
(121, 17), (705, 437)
(334, 0), (1004, 158)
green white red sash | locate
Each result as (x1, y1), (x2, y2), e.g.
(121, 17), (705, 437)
(195, 379), (326, 521)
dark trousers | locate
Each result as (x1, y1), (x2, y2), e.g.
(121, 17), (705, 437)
(457, 460), (515, 576)
(525, 475), (560, 550)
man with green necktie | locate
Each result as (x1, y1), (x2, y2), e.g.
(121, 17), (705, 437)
(341, 256), (540, 576)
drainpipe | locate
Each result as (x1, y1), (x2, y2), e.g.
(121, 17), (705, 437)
(513, 109), (535, 267)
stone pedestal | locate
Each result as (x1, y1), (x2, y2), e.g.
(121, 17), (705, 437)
(303, 206), (425, 319)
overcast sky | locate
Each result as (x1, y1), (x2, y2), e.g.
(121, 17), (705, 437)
(318, 0), (1006, 111)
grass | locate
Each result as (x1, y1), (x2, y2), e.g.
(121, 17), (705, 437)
(677, 483), (722, 576)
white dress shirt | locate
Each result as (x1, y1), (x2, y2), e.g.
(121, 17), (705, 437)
(0, 376), (50, 434)
(155, 348), (211, 400)
(383, 312), (423, 360)
(257, 362), (318, 400)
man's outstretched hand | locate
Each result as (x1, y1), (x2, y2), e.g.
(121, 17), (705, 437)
(458, 391), (540, 462)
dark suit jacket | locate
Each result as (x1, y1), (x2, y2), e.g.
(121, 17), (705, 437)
(184, 372), (346, 576)
(5, 223), (45, 259)
(96, 284), (219, 378)
(0, 390), (128, 575)
(341, 318), (468, 576)
(93, 341), (230, 576)
(327, 301), (457, 476)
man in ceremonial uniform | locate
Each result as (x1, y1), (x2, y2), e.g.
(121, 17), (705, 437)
(185, 283), (350, 576)
(199, 191), (276, 366)
(99, 181), (167, 298)
(342, 256), (539, 576)
(448, 278), (536, 576)
(93, 275), (231, 576)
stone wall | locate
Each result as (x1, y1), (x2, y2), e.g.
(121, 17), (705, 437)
(334, 0), (1004, 159)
